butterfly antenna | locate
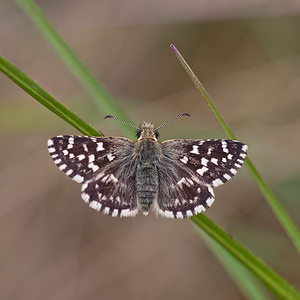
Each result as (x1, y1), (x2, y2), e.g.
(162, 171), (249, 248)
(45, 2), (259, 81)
(105, 115), (140, 130)
(155, 113), (190, 131)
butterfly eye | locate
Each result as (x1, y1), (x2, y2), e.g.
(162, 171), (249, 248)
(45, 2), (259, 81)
(155, 131), (159, 139)
(136, 130), (142, 139)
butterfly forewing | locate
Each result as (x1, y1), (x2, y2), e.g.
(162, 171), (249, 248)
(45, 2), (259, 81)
(48, 135), (139, 217)
(162, 139), (247, 187)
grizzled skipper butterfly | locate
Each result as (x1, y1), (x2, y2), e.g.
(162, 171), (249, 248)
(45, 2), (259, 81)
(48, 113), (247, 218)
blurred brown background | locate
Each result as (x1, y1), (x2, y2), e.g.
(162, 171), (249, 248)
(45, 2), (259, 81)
(1, 0), (300, 299)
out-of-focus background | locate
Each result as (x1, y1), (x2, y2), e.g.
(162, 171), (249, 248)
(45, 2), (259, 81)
(1, 0), (300, 299)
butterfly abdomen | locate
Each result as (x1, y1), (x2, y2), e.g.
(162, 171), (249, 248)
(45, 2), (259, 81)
(135, 139), (160, 214)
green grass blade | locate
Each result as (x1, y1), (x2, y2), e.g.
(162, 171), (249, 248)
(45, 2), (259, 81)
(0, 55), (101, 137)
(1, 54), (299, 299)
(198, 227), (270, 300)
(171, 44), (300, 255)
(17, 0), (133, 137)
(191, 215), (300, 300)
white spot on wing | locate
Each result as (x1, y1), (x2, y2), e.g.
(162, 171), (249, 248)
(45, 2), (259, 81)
(201, 157), (209, 166)
(190, 145), (199, 154)
(159, 210), (174, 218)
(48, 147), (55, 153)
(186, 210), (193, 217)
(54, 159), (62, 164)
(120, 208), (136, 217)
(211, 158), (218, 165)
(180, 156), (188, 164)
(62, 150), (68, 155)
(67, 137), (74, 149)
(176, 211), (184, 219)
(224, 173), (231, 180)
(77, 154), (85, 161)
(111, 209), (119, 217)
(207, 185), (215, 197)
(109, 174), (118, 183)
(107, 154), (115, 161)
(103, 207), (110, 215)
(82, 183), (88, 191)
(242, 145), (248, 152)
(212, 178), (223, 187)
(101, 175), (108, 182)
(81, 193), (90, 203)
(206, 197), (215, 207)
(73, 174), (84, 183)
(222, 141), (229, 153)
(88, 162), (99, 172)
(97, 142), (104, 151)
(89, 201), (101, 211)
(194, 205), (206, 214)
(196, 166), (208, 176)
(65, 169), (73, 176)
(47, 139), (54, 146)
(88, 154), (95, 163)
(186, 178), (194, 185)
(59, 164), (67, 171)
(230, 168), (237, 175)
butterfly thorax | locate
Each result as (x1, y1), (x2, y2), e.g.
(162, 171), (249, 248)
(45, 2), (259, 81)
(134, 123), (161, 215)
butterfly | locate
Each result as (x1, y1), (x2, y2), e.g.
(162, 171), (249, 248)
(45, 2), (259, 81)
(48, 113), (247, 218)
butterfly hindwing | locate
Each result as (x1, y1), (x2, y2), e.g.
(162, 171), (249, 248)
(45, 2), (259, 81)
(48, 135), (139, 217)
(157, 154), (215, 218)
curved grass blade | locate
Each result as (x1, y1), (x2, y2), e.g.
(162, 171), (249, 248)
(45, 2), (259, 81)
(17, 0), (133, 138)
(197, 226), (270, 300)
(0, 55), (101, 137)
(191, 215), (300, 299)
(171, 44), (300, 255)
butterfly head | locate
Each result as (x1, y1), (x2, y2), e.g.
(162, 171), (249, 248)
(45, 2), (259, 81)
(105, 113), (190, 142)
(137, 122), (159, 141)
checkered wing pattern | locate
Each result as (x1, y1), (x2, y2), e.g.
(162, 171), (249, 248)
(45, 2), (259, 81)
(156, 139), (247, 218)
(48, 135), (138, 217)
